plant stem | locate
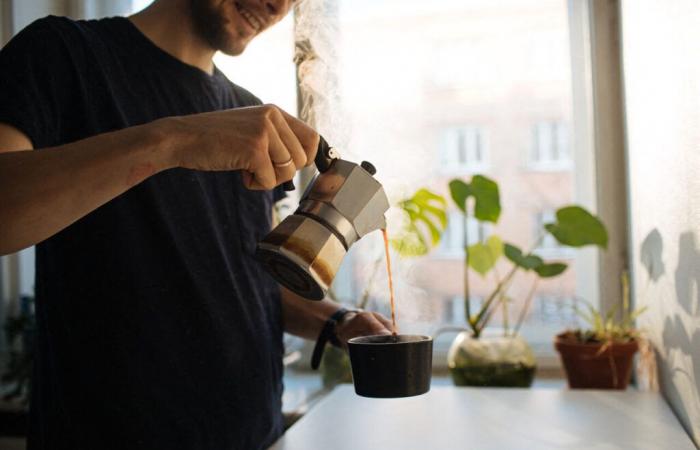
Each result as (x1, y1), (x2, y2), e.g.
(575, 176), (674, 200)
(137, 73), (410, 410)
(470, 230), (547, 337)
(621, 269), (630, 326)
(476, 268), (518, 336)
(473, 262), (519, 332)
(513, 277), (540, 336)
(463, 206), (473, 334)
(502, 290), (509, 336)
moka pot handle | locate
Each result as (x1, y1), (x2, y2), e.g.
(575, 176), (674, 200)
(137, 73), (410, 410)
(282, 135), (337, 192)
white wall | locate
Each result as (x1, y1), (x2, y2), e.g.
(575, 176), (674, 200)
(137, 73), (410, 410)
(622, 0), (700, 445)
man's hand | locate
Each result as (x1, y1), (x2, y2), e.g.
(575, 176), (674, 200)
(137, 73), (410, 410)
(160, 104), (319, 190)
(334, 311), (394, 347)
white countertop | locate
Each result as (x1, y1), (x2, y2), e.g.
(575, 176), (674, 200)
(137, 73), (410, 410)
(270, 385), (695, 450)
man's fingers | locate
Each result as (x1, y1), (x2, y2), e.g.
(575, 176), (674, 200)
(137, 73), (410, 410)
(268, 108), (307, 169)
(248, 141), (277, 190)
(336, 312), (391, 346)
(277, 107), (319, 167)
(360, 312), (392, 336)
(372, 312), (394, 332)
(265, 123), (296, 184)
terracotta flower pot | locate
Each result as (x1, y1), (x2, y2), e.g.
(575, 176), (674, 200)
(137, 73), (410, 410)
(554, 332), (638, 389)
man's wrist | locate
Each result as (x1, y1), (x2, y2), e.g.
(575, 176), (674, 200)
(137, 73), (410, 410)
(333, 309), (359, 342)
(146, 117), (184, 171)
(310, 307), (358, 370)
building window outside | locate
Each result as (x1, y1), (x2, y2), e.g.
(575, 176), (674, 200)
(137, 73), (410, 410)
(535, 295), (579, 327)
(439, 127), (488, 174)
(529, 121), (571, 170)
(439, 211), (490, 257)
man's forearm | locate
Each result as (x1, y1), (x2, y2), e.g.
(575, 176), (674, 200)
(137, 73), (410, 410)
(0, 104), (321, 256)
(0, 122), (176, 255)
(280, 286), (343, 340)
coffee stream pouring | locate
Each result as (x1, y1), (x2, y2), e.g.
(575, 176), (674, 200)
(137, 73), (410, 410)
(256, 136), (390, 300)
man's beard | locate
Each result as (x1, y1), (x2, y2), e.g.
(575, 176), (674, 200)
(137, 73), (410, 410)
(189, 0), (232, 53)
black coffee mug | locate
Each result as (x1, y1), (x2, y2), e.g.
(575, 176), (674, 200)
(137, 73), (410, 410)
(347, 334), (433, 398)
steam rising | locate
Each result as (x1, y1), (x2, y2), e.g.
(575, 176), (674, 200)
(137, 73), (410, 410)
(295, 1), (438, 333)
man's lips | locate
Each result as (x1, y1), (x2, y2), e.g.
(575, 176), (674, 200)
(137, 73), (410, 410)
(235, 1), (264, 32)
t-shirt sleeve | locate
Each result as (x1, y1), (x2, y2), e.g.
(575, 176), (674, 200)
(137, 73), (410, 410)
(0, 17), (78, 148)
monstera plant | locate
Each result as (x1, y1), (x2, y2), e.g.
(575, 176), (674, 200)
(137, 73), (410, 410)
(391, 188), (448, 257)
(393, 175), (608, 387)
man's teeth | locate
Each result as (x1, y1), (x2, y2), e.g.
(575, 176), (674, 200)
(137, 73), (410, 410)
(239, 6), (262, 31)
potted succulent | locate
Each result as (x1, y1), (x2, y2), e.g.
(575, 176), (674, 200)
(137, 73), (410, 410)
(394, 176), (608, 387)
(555, 272), (647, 389)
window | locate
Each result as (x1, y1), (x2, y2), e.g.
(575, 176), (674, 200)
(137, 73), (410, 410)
(326, 0), (592, 365)
(529, 121), (571, 170)
(439, 127), (488, 173)
(438, 211), (490, 257)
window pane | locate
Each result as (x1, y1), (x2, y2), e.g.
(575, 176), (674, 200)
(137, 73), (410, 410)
(332, 0), (586, 363)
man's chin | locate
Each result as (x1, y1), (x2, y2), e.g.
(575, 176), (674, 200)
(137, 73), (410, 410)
(217, 39), (250, 56)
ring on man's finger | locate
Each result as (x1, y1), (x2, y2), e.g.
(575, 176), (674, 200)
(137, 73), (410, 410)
(272, 157), (294, 168)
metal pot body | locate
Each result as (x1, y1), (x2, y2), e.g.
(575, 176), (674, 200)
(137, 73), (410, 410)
(257, 159), (389, 300)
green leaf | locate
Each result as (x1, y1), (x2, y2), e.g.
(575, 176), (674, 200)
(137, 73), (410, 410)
(534, 262), (568, 278)
(467, 235), (503, 276)
(448, 179), (472, 213)
(390, 232), (426, 257)
(545, 206), (608, 249)
(392, 188), (448, 257)
(504, 243), (543, 270)
(470, 175), (501, 223)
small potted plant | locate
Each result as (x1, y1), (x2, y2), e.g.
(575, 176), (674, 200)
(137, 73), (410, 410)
(394, 176), (608, 387)
(555, 272), (647, 389)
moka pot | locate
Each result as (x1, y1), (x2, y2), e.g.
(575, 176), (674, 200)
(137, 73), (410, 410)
(256, 137), (390, 300)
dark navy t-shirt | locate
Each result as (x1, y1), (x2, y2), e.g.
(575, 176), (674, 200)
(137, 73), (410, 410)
(0, 16), (286, 450)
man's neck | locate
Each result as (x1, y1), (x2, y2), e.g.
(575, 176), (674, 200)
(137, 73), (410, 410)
(129, 0), (216, 74)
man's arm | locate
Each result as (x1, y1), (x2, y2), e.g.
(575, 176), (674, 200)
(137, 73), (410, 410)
(0, 105), (318, 255)
(280, 287), (392, 345)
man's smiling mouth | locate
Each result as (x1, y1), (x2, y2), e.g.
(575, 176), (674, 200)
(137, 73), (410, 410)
(235, 2), (263, 31)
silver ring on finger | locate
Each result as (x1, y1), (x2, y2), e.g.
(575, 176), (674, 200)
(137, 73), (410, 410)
(272, 157), (294, 168)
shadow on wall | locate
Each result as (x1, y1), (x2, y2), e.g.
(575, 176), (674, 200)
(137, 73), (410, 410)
(674, 232), (700, 317)
(641, 229), (700, 442)
(640, 228), (665, 282)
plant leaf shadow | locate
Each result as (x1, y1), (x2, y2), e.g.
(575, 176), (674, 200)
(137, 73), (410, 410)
(640, 228), (665, 282)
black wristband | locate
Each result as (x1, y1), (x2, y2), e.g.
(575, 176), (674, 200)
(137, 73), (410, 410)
(310, 308), (355, 370)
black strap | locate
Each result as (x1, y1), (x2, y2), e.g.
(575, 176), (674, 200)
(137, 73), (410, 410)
(310, 308), (355, 370)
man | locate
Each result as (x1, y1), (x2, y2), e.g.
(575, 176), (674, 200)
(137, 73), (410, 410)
(0, 1), (392, 449)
